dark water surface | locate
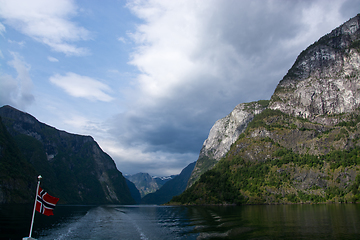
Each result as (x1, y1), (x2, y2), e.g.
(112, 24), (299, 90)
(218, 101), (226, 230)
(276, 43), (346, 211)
(1, 204), (360, 239)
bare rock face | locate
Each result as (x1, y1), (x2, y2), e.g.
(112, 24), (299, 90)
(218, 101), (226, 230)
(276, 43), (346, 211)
(269, 14), (360, 124)
(187, 101), (268, 187)
(200, 101), (267, 161)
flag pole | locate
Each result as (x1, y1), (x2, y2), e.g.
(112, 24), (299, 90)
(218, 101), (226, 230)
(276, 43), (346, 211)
(28, 175), (41, 238)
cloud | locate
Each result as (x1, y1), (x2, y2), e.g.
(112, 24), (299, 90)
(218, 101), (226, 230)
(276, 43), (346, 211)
(47, 56), (59, 62)
(98, 138), (198, 176)
(0, 0), (90, 56)
(117, 37), (126, 43)
(107, 0), (360, 166)
(0, 22), (5, 36)
(49, 72), (114, 102)
(8, 39), (25, 47)
(0, 52), (35, 109)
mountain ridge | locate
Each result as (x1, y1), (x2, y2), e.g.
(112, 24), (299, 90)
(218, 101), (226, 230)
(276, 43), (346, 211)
(269, 14), (360, 123)
(141, 161), (196, 205)
(187, 100), (269, 188)
(172, 14), (360, 205)
(125, 172), (176, 198)
(0, 105), (135, 204)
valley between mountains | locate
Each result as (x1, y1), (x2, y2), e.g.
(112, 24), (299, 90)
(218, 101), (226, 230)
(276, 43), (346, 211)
(1, 14), (360, 206)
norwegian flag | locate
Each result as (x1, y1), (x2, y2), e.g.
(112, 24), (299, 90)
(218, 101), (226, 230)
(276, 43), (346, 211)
(35, 187), (59, 216)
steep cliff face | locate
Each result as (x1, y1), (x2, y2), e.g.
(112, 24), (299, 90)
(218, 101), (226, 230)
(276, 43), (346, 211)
(0, 105), (135, 204)
(269, 14), (360, 123)
(187, 100), (268, 187)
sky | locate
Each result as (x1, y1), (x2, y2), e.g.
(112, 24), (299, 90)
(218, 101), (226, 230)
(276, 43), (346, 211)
(0, 0), (359, 177)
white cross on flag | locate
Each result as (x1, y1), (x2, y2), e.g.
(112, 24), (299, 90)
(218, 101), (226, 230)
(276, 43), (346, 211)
(35, 187), (59, 216)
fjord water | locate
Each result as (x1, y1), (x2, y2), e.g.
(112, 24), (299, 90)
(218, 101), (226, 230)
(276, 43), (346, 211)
(1, 204), (360, 240)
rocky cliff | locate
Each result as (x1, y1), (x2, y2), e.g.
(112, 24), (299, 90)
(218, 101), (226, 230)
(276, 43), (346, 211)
(187, 100), (268, 187)
(0, 105), (135, 204)
(173, 14), (360, 205)
(269, 14), (360, 124)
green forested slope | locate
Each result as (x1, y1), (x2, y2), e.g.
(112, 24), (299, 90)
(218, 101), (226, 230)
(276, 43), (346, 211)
(0, 117), (37, 203)
(171, 109), (360, 205)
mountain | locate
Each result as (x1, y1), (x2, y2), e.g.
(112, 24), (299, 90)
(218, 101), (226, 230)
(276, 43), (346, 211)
(126, 173), (175, 198)
(153, 175), (176, 187)
(125, 179), (142, 204)
(187, 100), (268, 188)
(0, 105), (135, 204)
(269, 14), (360, 122)
(172, 14), (360, 205)
(0, 116), (37, 203)
(141, 161), (196, 204)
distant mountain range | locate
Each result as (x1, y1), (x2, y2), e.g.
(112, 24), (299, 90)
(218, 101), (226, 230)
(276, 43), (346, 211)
(125, 162), (196, 204)
(141, 161), (196, 205)
(125, 173), (176, 198)
(0, 105), (135, 204)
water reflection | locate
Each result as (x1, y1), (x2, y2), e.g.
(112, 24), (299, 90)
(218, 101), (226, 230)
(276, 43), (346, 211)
(186, 204), (360, 239)
(1, 204), (359, 239)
